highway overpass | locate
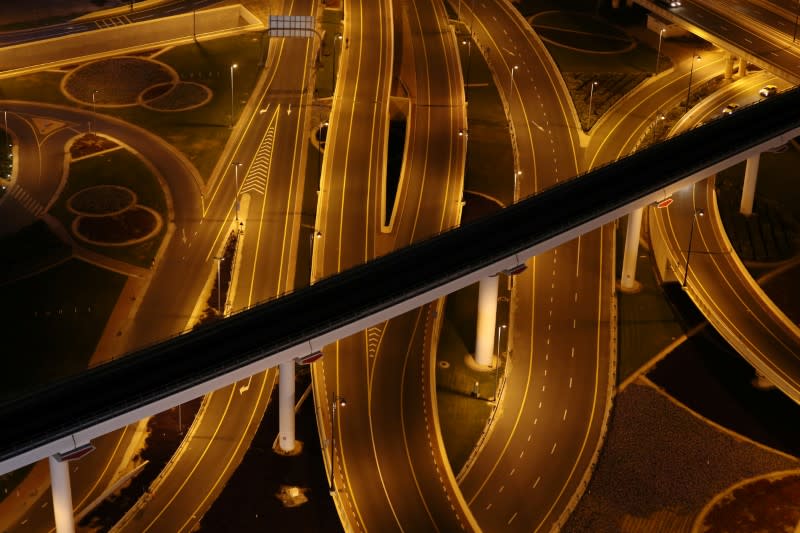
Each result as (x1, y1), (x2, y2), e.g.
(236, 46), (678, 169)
(2, 86), (800, 475)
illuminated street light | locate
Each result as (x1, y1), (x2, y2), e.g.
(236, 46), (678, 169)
(332, 33), (342, 92)
(213, 256), (224, 313)
(310, 230), (322, 281)
(461, 38), (472, 102)
(587, 81), (598, 128)
(329, 395), (346, 494)
(655, 28), (665, 75)
(231, 161), (242, 222)
(652, 110), (665, 143)
(494, 324), (507, 401)
(229, 63), (238, 128)
(90, 90), (98, 133)
(509, 64), (519, 102)
(682, 208), (705, 288)
(684, 53), (701, 112)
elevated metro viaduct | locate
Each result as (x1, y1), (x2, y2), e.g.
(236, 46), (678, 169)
(2, 86), (800, 531)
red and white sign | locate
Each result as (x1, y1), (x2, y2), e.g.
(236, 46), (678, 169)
(54, 442), (95, 462)
(656, 197), (673, 209)
(298, 351), (323, 365)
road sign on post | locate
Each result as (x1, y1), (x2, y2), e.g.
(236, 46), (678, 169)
(269, 16), (315, 38)
(54, 442), (95, 462)
(656, 197), (674, 209)
(298, 351), (323, 365)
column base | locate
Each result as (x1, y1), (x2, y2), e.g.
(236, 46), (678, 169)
(273, 439), (303, 456)
(617, 279), (643, 294)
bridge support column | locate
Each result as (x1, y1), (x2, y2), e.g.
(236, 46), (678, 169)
(724, 55), (735, 79)
(752, 370), (775, 389)
(474, 276), (499, 367)
(740, 154), (760, 216)
(49, 455), (75, 533)
(738, 57), (747, 77)
(620, 207), (644, 291)
(278, 360), (296, 453)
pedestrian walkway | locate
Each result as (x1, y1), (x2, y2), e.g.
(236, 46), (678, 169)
(6, 184), (45, 217)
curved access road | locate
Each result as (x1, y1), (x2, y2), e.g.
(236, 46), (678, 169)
(450, 2), (614, 532)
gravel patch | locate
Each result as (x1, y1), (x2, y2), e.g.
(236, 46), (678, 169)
(563, 381), (798, 532)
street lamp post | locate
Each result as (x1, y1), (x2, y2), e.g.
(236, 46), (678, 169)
(231, 162), (242, 222)
(794, 0), (800, 42)
(587, 81), (598, 128)
(652, 110), (665, 143)
(90, 90), (98, 133)
(229, 63), (238, 128)
(655, 28), (665, 74)
(329, 395), (346, 494)
(309, 230), (321, 280)
(213, 256), (224, 313)
(332, 33), (342, 92)
(684, 53), (701, 112)
(462, 38), (472, 102)
(494, 324), (506, 400)
(682, 208), (705, 287)
(508, 64), (519, 102)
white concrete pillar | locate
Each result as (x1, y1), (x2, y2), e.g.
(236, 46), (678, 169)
(48, 456), (75, 533)
(620, 207), (644, 290)
(740, 154), (760, 216)
(724, 55), (735, 79)
(739, 57), (747, 77)
(474, 276), (499, 366)
(752, 371), (775, 390)
(278, 360), (295, 453)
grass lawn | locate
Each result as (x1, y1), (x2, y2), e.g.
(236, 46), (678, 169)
(49, 147), (167, 268)
(716, 146), (800, 264)
(0, 258), (126, 402)
(0, 221), (71, 284)
(615, 216), (684, 382)
(0, 33), (265, 182)
(459, 35), (515, 206)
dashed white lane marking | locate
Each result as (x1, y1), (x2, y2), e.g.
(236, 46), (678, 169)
(498, 485), (504, 493)
(533, 476), (541, 488)
(574, 291), (578, 302)
(509, 468), (516, 476)
(563, 409), (568, 421)
(508, 512), (518, 525)
(551, 442), (558, 454)
(569, 377), (573, 388)
(571, 347), (575, 358)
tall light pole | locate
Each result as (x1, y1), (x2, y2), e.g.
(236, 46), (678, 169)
(682, 208), (705, 288)
(213, 256), (224, 313)
(329, 395), (346, 494)
(229, 63), (238, 128)
(90, 90), (98, 133)
(587, 80), (598, 128)
(651, 110), (665, 143)
(231, 162), (242, 222)
(3, 110), (8, 147)
(332, 33), (342, 92)
(794, 0), (800, 42)
(308, 228), (322, 274)
(508, 64), (519, 102)
(462, 38), (472, 102)
(684, 52), (701, 112)
(655, 28), (665, 75)
(494, 324), (507, 401)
